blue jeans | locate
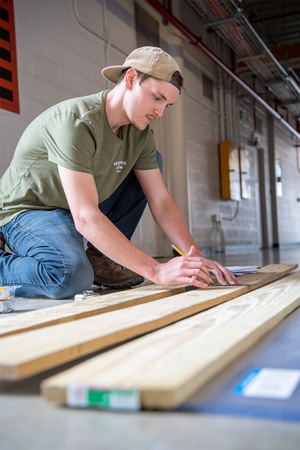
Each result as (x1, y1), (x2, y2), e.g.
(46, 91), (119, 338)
(0, 152), (163, 299)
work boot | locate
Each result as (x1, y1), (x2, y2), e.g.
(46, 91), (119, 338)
(0, 231), (5, 251)
(86, 245), (144, 288)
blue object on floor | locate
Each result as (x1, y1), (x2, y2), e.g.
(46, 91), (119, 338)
(178, 306), (300, 421)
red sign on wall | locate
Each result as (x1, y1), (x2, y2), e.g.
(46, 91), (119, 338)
(0, 0), (19, 114)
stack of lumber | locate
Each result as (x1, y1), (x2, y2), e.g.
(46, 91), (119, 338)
(0, 264), (299, 411)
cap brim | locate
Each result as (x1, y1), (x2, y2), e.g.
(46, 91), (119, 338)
(101, 65), (129, 83)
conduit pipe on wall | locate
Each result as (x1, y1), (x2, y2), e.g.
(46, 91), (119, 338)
(217, 74), (225, 142)
(72, 0), (128, 59)
(145, 0), (300, 140)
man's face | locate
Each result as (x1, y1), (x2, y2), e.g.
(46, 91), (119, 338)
(124, 73), (180, 131)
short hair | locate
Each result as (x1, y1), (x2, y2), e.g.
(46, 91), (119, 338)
(117, 68), (183, 91)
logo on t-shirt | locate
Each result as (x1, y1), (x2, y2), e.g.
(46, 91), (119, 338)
(114, 160), (127, 174)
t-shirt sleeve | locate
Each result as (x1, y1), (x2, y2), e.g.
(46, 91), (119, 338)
(41, 112), (96, 173)
(133, 128), (159, 170)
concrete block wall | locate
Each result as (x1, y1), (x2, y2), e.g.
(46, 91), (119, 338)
(275, 124), (300, 244)
(218, 99), (261, 251)
(255, 111), (273, 249)
(185, 68), (220, 245)
(0, 0), (106, 177)
(182, 45), (262, 253)
(1, 0), (299, 257)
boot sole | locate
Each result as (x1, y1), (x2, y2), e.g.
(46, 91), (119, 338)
(93, 276), (145, 289)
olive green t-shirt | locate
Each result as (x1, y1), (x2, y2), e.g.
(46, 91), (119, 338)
(0, 91), (158, 226)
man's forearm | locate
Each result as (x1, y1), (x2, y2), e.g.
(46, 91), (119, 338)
(75, 208), (213, 287)
(75, 210), (160, 281)
(150, 194), (204, 257)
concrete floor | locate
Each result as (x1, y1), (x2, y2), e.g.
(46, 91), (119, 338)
(1, 246), (300, 450)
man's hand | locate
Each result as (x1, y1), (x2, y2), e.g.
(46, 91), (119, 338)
(154, 245), (241, 288)
(197, 253), (241, 286)
(153, 245), (211, 288)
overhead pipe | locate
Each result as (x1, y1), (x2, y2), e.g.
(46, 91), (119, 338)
(145, 0), (300, 140)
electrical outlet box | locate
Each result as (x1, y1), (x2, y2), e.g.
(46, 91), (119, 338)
(211, 214), (221, 223)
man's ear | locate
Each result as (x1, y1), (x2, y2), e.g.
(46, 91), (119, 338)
(124, 68), (138, 90)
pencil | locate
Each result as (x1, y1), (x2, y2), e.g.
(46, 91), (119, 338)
(171, 244), (185, 256)
(171, 244), (214, 283)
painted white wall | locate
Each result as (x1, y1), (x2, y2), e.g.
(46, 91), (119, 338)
(1, 0), (299, 256)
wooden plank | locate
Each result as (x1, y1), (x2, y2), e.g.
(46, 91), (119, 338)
(0, 264), (296, 381)
(0, 284), (186, 338)
(41, 270), (300, 409)
(0, 263), (296, 338)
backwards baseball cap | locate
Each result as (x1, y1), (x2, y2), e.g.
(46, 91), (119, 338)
(101, 46), (182, 93)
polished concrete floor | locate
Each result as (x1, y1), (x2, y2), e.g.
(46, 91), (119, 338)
(1, 246), (300, 450)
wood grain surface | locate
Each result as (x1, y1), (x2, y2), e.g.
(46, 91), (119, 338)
(0, 284), (186, 338)
(0, 264), (296, 381)
(1, 264), (296, 339)
(41, 270), (300, 409)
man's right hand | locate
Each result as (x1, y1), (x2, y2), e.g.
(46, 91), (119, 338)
(153, 245), (211, 287)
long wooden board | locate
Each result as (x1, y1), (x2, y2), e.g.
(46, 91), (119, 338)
(0, 264), (294, 338)
(0, 284), (186, 338)
(0, 264), (296, 380)
(42, 270), (300, 409)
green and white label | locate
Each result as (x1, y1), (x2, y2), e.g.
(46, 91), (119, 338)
(67, 383), (141, 411)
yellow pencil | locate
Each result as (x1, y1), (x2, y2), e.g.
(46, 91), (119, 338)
(172, 244), (214, 284)
(171, 244), (185, 256)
